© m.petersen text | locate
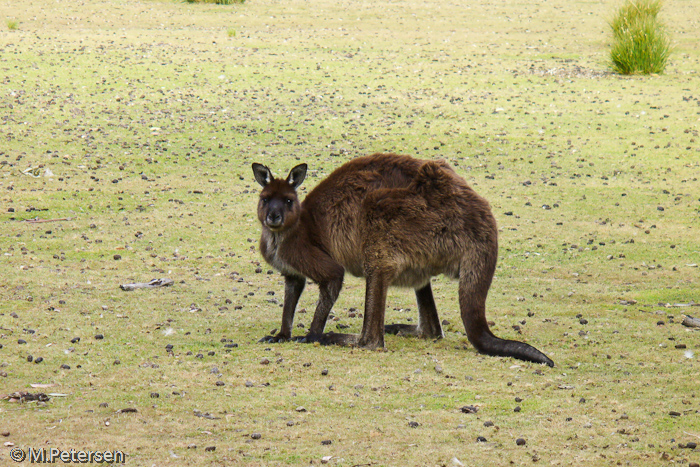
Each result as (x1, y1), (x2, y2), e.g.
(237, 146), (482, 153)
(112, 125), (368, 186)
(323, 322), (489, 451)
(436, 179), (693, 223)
(9, 447), (126, 463)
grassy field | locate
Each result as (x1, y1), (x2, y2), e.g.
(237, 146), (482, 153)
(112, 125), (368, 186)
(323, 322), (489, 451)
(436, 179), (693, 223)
(1, 0), (699, 465)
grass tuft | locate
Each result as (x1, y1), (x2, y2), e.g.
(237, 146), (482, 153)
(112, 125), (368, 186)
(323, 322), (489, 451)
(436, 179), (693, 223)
(610, 0), (662, 32)
(7, 19), (19, 30)
(609, 0), (671, 74)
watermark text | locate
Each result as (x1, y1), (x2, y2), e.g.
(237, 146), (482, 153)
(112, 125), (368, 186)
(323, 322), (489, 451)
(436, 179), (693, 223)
(9, 447), (125, 463)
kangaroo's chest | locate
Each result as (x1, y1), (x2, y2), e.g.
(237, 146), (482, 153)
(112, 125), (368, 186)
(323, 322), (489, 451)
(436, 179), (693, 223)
(261, 232), (303, 278)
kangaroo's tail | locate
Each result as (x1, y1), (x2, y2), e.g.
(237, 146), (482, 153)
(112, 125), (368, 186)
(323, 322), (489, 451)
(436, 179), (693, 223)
(459, 254), (554, 367)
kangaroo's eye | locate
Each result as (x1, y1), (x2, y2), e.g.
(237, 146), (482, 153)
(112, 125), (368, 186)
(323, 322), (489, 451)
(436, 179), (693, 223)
(286, 199), (293, 205)
(261, 198), (269, 205)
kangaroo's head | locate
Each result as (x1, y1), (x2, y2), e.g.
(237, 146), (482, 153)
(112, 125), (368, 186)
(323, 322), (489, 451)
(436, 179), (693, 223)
(252, 163), (307, 232)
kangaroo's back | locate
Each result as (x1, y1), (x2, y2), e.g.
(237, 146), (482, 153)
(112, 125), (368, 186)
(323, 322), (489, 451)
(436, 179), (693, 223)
(303, 153), (424, 207)
(300, 153), (426, 275)
(302, 153), (496, 277)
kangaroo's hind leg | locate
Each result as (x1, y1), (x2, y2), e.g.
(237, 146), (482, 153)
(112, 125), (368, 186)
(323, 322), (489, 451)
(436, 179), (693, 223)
(311, 267), (391, 349)
(357, 267), (392, 349)
(385, 282), (443, 339)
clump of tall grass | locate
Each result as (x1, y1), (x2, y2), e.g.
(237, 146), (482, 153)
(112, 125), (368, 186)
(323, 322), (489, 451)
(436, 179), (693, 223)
(7, 19), (19, 30)
(609, 0), (671, 75)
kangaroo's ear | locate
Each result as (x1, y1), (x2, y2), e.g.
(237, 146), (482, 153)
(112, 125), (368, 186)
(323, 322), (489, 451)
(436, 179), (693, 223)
(252, 163), (273, 187)
(286, 163), (307, 190)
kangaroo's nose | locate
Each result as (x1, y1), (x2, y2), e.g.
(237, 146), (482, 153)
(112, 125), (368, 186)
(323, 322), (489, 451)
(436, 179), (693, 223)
(266, 212), (282, 228)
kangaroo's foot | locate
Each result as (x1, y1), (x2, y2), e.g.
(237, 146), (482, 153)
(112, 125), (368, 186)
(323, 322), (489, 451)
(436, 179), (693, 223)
(357, 333), (384, 350)
(293, 332), (359, 347)
(385, 323), (419, 336)
(385, 323), (443, 339)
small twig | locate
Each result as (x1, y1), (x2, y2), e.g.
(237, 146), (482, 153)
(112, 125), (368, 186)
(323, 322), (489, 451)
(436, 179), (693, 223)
(22, 217), (73, 224)
(683, 431), (700, 440)
(682, 315), (700, 329)
(120, 278), (174, 291)
(194, 410), (221, 420)
(2, 392), (50, 403)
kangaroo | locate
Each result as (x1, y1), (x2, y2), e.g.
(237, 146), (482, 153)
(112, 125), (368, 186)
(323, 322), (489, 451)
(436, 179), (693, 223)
(252, 153), (554, 367)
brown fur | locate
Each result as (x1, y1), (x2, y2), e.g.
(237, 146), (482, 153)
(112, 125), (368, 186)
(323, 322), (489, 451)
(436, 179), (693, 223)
(252, 153), (554, 367)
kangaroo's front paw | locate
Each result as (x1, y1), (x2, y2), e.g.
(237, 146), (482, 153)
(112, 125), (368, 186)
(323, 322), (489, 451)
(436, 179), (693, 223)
(258, 334), (289, 343)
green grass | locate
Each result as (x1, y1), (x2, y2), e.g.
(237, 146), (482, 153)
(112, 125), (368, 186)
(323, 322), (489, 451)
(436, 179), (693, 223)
(0, 0), (699, 465)
(609, 0), (672, 74)
(6, 18), (18, 30)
